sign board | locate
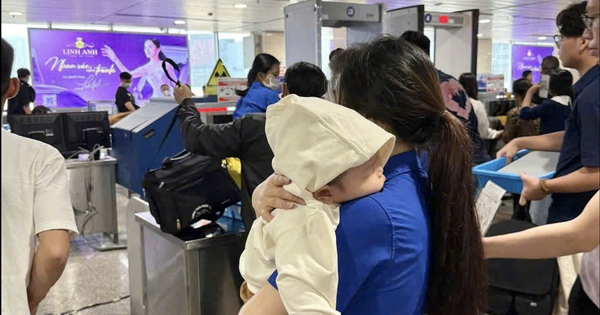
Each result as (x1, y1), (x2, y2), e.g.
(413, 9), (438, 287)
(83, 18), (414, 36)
(511, 45), (555, 83)
(477, 74), (505, 93)
(217, 78), (247, 103)
(205, 59), (231, 96)
(424, 12), (464, 27)
(28, 29), (189, 108)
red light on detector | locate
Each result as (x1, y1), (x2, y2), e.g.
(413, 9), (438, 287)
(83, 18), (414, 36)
(439, 15), (449, 23)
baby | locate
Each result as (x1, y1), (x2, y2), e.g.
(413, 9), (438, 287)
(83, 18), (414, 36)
(239, 95), (395, 315)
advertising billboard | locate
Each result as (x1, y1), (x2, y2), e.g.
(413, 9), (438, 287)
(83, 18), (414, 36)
(511, 45), (555, 84)
(29, 29), (189, 108)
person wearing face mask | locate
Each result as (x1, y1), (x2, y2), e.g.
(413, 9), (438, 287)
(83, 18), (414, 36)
(161, 84), (171, 97)
(233, 54), (281, 119)
(115, 72), (139, 113)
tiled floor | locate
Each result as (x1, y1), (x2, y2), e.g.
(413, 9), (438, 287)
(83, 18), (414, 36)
(36, 186), (132, 315)
(36, 186), (516, 315)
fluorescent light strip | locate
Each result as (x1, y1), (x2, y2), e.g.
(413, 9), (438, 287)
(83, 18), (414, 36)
(26, 23), (50, 29)
(52, 23), (111, 31)
(112, 25), (165, 34)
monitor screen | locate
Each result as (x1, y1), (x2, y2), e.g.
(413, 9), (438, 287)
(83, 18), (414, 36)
(63, 111), (111, 152)
(9, 114), (67, 152)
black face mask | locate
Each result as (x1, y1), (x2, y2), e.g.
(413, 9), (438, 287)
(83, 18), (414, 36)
(162, 58), (181, 87)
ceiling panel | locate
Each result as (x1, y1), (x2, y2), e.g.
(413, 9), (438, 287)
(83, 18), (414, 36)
(1, 0), (579, 41)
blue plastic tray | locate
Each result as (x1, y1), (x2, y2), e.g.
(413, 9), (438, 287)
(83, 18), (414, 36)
(472, 150), (556, 194)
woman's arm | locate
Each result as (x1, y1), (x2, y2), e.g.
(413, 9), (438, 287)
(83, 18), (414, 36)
(472, 99), (501, 140)
(251, 174), (306, 221)
(239, 284), (287, 315)
(102, 45), (146, 78)
(521, 84), (541, 108)
(484, 191), (600, 259)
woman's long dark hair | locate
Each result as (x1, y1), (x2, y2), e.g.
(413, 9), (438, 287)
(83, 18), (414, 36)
(459, 72), (479, 100)
(331, 36), (486, 315)
(236, 53), (279, 97)
(147, 39), (167, 61)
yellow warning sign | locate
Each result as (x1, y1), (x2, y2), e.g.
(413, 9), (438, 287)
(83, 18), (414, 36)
(205, 59), (231, 96)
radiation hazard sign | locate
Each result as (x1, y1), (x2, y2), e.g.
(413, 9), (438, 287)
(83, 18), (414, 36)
(205, 59), (231, 96)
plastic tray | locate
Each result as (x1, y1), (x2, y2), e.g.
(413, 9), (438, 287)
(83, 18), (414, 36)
(472, 150), (556, 194)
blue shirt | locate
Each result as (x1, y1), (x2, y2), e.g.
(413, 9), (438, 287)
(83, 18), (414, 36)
(519, 98), (571, 135)
(548, 65), (600, 223)
(268, 150), (431, 315)
(438, 70), (489, 165)
(233, 82), (280, 119)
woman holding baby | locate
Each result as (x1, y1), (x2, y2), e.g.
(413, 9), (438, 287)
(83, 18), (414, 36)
(240, 36), (486, 315)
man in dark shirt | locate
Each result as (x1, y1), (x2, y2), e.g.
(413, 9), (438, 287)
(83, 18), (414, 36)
(173, 62), (328, 232)
(115, 72), (139, 113)
(401, 31), (490, 165)
(499, 1), (599, 223)
(7, 68), (35, 126)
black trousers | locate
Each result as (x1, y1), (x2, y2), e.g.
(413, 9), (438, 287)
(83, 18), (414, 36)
(569, 277), (600, 315)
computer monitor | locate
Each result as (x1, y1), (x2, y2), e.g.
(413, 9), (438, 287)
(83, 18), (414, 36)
(9, 114), (67, 152)
(63, 111), (111, 153)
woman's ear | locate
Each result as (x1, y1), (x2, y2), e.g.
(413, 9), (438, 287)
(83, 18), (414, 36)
(256, 72), (266, 83)
(312, 186), (335, 204)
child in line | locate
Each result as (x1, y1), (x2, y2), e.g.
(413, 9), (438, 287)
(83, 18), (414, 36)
(239, 95), (395, 314)
(519, 69), (573, 135)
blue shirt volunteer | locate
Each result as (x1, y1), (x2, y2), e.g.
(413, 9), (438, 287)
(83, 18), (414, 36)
(548, 65), (600, 223)
(233, 82), (280, 119)
(268, 150), (431, 315)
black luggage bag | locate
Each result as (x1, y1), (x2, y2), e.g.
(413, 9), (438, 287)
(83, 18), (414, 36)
(486, 220), (560, 315)
(142, 150), (240, 235)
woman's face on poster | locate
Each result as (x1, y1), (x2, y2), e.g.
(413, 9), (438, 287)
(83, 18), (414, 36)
(144, 40), (160, 58)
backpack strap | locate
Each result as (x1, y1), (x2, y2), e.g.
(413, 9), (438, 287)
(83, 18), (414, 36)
(156, 59), (183, 156)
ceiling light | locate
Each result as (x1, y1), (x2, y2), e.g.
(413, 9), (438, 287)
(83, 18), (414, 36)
(480, 19), (491, 24)
(8, 11), (23, 16)
(477, 33), (483, 38)
(112, 25), (165, 34)
(265, 33), (273, 36)
(173, 20), (186, 25)
(234, 4), (248, 9)
(52, 23), (111, 31)
(538, 36), (547, 40)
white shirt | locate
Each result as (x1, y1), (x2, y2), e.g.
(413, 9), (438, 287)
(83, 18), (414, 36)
(581, 246), (600, 308)
(471, 98), (502, 140)
(1, 130), (78, 314)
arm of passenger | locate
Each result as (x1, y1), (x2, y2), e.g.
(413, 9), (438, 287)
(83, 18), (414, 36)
(27, 230), (71, 313)
(269, 210), (340, 315)
(239, 284), (288, 315)
(474, 102), (500, 139)
(124, 101), (136, 112)
(519, 105), (545, 120)
(485, 191), (600, 259)
(29, 148), (78, 313)
(177, 99), (243, 158)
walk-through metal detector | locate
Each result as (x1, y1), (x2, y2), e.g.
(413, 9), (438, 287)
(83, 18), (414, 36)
(284, 1), (478, 78)
(425, 10), (480, 77)
(284, 0), (384, 69)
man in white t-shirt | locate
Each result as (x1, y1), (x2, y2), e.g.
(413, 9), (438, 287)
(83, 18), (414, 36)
(1, 38), (78, 314)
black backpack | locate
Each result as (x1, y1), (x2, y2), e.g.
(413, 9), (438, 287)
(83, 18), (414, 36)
(486, 220), (560, 315)
(142, 150), (240, 235)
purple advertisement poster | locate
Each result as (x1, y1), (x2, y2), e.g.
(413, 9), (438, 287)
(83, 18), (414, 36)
(29, 29), (189, 108)
(511, 45), (555, 83)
